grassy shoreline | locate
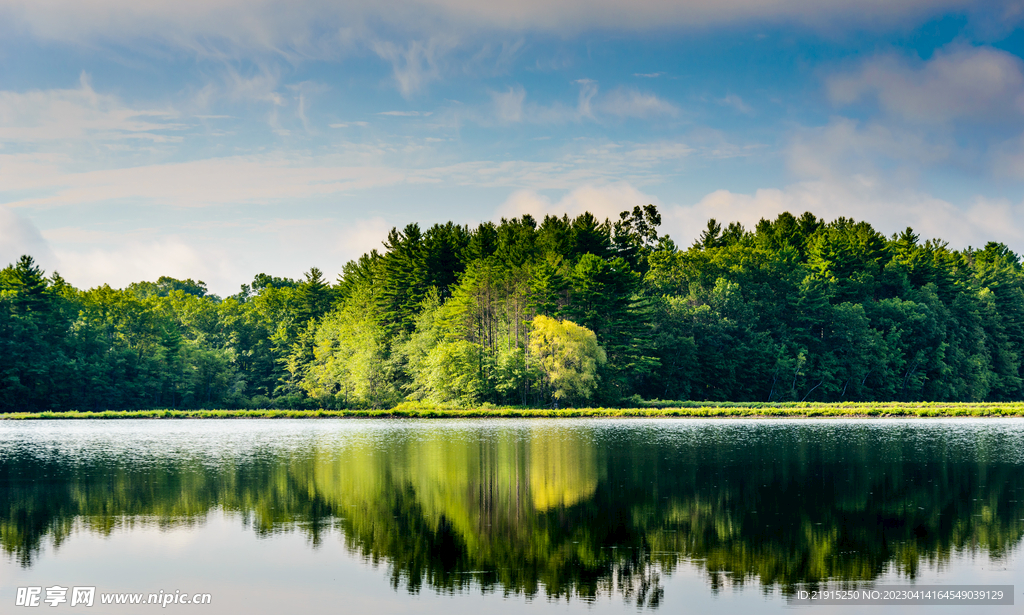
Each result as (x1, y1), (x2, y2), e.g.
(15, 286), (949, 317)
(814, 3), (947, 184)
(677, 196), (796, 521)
(4, 402), (1024, 419)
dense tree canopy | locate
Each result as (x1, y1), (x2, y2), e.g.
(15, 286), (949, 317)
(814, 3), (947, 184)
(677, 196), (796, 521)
(3, 208), (1024, 410)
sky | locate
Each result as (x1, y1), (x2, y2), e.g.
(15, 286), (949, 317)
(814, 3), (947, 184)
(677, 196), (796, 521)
(2, 0), (1024, 296)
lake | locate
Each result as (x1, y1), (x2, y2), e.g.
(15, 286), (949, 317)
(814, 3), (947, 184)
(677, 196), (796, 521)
(1, 419), (1021, 613)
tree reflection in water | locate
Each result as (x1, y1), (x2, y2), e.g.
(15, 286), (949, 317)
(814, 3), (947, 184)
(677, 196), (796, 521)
(2, 421), (1022, 608)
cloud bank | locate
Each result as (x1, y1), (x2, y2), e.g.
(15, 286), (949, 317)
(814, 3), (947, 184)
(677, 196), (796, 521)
(829, 44), (1024, 124)
(1, 0), (1005, 54)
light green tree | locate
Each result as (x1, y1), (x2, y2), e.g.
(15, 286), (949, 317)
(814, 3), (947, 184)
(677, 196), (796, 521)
(529, 315), (606, 404)
(302, 286), (399, 408)
(414, 339), (490, 405)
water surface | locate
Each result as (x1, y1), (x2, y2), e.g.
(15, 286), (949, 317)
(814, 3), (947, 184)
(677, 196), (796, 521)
(1, 419), (1022, 613)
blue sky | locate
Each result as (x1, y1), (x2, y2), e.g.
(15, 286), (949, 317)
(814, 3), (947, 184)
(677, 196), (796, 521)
(2, 0), (1024, 295)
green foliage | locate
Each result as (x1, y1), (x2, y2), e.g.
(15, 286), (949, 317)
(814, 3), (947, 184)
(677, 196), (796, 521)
(642, 211), (1024, 403)
(413, 340), (491, 405)
(7, 207), (1024, 411)
(129, 276), (211, 300)
(529, 315), (606, 403)
(303, 285), (399, 408)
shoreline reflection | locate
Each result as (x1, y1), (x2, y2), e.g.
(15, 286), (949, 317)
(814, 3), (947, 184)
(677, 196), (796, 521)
(1, 420), (1022, 608)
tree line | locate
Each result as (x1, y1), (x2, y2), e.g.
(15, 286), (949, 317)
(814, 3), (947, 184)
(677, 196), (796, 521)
(3, 207), (1024, 411)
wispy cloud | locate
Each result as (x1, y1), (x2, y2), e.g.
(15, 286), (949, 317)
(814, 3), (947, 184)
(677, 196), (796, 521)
(597, 87), (679, 118)
(377, 110), (433, 116)
(218, 66), (286, 106)
(1, 155), (411, 209)
(719, 94), (752, 114)
(373, 37), (458, 97)
(188, 66), (342, 136)
(0, 72), (183, 144)
(0, 132), (740, 212)
(487, 81), (678, 124)
(575, 79), (598, 118)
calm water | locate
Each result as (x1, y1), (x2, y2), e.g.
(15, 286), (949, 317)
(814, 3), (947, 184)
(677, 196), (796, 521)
(1, 419), (1022, 614)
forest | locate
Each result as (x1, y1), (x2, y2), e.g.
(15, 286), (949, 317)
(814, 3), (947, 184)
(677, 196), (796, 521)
(3, 207), (1024, 411)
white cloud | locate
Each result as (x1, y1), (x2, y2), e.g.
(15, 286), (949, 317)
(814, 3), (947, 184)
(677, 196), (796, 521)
(1, 155), (410, 209)
(496, 182), (661, 222)
(217, 66), (286, 106)
(992, 132), (1024, 179)
(787, 117), (953, 181)
(0, 72), (183, 143)
(513, 99), (579, 124)
(575, 79), (598, 119)
(377, 110), (432, 116)
(620, 141), (695, 163)
(245, 216), (390, 263)
(719, 94), (752, 114)
(419, 0), (997, 32)
(239, 215), (392, 282)
(0, 132), (726, 212)
(372, 37), (458, 97)
(596, 88), (679, 118)
(417, 137), (704, 189)
(0, 205), (57, 270)
(0, 153), (72, 194)
(0, 0), (333, 58)
(484, 81), (678, 124)
(411, 159), (603, 189)
(35, 215), (392, 295)
(0, 0), (1003, 55)
(189, 66), (300, 133)
(491, 86), (526, 123)
(733, 116), (1009, 248)
(336, 217), (391, 259)
(52, 238), (243, 294)
(810, 48), (1024, 184)
(828, 44), (1024, 124)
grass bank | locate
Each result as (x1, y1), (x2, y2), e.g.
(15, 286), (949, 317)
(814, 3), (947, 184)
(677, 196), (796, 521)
(4, 401), (1024, 419)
